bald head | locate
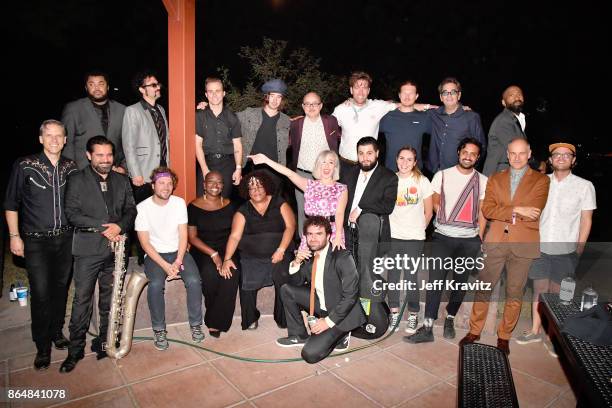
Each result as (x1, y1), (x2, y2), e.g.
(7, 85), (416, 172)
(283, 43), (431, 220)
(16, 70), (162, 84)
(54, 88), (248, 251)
(507, 138), (531, 170)
(302, 92), (323, 119)
(502, 86), (524, 114)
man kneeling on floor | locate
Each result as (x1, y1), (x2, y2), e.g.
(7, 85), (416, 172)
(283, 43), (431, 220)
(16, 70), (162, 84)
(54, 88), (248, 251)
(135, 167), (204, 350)
(277, 216), (365, 363)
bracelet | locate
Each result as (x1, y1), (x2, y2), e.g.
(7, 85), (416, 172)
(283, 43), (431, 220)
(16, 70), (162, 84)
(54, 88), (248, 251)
(9, 233), (20, 238)
(210, 251), (219, 258)
(223, 258), (232, 262)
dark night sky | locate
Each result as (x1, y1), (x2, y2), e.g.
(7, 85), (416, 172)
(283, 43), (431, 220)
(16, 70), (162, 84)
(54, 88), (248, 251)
(4, 0), (610, 238)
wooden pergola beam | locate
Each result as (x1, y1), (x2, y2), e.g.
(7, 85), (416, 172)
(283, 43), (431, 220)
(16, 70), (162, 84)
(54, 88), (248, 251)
(162, 0), (196, 201)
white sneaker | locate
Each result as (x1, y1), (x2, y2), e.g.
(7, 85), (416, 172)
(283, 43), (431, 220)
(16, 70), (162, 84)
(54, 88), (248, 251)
(405, 313), (418, 334)
(388, 313), (400, 332)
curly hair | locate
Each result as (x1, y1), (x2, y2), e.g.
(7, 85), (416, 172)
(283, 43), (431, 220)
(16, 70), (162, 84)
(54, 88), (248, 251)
(303, 216), (332, 236)
(150, 166), (178, 188)
(239, 170), (275, 199)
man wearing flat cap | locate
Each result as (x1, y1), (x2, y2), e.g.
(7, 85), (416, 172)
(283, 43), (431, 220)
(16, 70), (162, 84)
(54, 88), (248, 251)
(238, 79), (291, 191)
(516, 142), (596, 353)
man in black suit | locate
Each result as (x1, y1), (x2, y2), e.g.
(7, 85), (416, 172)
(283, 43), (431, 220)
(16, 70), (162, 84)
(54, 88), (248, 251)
(483, 86), (527, 176)
(60, 136), (136, 373)
(276, 216), (365, 363)
(62, 71), (127, 172)
(342, 137), (397, 288)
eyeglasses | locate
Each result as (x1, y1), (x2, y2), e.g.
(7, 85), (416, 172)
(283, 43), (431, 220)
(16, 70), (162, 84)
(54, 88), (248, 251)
(440, 90), (459, 97)
(142, 82), (162, 89)
(302, 102), (322, 108)
(551, 152), (574, 159)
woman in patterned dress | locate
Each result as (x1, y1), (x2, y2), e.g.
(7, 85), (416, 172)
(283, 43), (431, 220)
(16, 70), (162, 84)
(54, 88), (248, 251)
(248, 150), (347, 250)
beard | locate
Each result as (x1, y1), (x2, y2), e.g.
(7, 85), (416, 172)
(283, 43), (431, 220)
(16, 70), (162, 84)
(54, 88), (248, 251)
(359, 161), (377, 172)
(308, 241), (328, 252)
(507, 101), (523, 114)
(92, 162), (112, 175)
(458, 160), (475, 170)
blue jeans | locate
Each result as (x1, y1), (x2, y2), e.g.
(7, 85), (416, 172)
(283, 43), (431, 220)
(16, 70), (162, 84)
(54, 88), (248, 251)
(144, 252), (202, 330)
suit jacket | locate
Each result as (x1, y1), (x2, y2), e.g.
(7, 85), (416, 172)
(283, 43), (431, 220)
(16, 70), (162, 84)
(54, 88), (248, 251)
(237, 107), (290, 166)
(483, 109), (526, 176)
(341, 164), (398, 243)
(122, 102), (170, 182)
(289, 248), (366, 332)
(62, 97), (126, 170)
(482, 167), (549, 258)
(288, 115), (340, 171)
(65, 166), (136, 256)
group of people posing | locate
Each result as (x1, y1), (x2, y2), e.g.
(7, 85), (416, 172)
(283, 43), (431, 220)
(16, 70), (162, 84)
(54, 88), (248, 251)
(5, 69), (596, 372)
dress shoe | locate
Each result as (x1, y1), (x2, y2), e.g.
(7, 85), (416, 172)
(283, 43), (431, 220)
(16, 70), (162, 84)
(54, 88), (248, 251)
(52, 332), (70, 350)
(59, 354), (83, 373)
(34, 351), (51, 371)
(497, 338), (510, 355)
(459, 333), (481, 346)
(209, 330), (221, 338)
(91, 337), (108, 360)
(247, 320), (258, 330)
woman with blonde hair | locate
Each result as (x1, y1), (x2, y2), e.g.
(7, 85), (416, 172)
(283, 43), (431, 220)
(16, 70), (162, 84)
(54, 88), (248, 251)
(249, 150), (347, 250)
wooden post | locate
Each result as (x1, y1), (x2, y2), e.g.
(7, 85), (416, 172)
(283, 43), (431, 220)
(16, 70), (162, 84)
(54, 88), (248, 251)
(161, 0), (196, 201)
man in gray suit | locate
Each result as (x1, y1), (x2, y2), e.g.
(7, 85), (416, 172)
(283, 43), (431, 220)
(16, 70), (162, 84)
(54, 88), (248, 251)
(237, 79), (290, 191)
(483, 86), (527, 176)
(62, 71), (126, 172)
(122, 71), (169, 203)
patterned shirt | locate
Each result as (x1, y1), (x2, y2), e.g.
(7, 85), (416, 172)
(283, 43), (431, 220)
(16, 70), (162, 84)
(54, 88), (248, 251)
(4, 153), (78, 232)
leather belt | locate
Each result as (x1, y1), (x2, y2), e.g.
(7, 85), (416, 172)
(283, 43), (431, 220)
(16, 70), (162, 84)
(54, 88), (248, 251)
(76, 227), (103, 233)
(339, 156), (357, 165)
(23, 226), (72, 238)
(205, 153), (232, 159)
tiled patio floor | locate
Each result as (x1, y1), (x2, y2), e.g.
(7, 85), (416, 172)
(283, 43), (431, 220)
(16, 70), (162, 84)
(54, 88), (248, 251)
(1, 298), (578, 408)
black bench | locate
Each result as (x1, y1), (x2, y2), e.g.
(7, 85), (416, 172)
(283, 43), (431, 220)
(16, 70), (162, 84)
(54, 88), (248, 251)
(458, 342), (519, 408)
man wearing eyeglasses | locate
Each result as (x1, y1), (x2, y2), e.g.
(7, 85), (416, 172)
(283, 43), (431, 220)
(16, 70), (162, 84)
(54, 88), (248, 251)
(289, 91), (341, 233)
(428, 77), (486, 173)
(122, 71), (169, 204)
(516, 142), (596, 354)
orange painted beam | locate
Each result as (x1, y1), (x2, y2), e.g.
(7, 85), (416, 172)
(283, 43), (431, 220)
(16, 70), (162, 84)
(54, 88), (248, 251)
(162, 0), (196, 201)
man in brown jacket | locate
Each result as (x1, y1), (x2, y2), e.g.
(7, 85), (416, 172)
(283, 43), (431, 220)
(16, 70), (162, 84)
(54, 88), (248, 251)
(460, 138), (549, 355)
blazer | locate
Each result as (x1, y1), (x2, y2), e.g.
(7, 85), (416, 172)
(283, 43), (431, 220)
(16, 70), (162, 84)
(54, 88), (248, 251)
(61, 97), (126, 170)
(237, 107), (290, 166)
(289, 248), (366, 332)
(482, 167), (550, 258)
(288, 115), (340, 171)
(122, 102), (170, 182)
(65, 166), (136, 257)
(483, 109), (526, 176)
(341, 164), (398, 243)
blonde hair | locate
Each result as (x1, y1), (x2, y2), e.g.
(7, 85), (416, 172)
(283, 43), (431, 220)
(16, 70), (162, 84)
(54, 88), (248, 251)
(312, 150), (340, 181)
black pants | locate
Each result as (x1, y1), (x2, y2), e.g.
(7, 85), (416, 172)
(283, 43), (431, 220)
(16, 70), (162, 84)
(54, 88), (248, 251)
(23, 232), (73, 351)
(387, 238), (425, 311)
(280, 283), (347, 364)
(191, 249), (238, 332)
(67, 250), (114, 356)
(239, 264), (288, 330)
(196, 155), (236, 198)
(424, 232), (481, 320)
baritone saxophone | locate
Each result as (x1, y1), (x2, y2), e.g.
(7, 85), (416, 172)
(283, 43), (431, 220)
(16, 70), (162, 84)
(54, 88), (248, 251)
(106, 235), (148, 359)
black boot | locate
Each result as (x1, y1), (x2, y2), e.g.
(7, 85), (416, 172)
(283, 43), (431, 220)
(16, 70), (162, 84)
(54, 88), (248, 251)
(34, 349), (51, 371)
(59, 353), (83, 373)
(403, 325), (434, 344)
(91, 337), (108, 360)
(52, 332), (70, 350)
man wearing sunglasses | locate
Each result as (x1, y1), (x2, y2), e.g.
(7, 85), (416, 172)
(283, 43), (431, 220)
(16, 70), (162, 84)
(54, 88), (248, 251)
(122, 71), (169, 205)
(427, 77), (486, 173)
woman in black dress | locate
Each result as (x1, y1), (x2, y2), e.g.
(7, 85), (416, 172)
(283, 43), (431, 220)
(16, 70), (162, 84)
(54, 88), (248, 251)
(188, 171), (238, 337)
(222, 171), (296, 330)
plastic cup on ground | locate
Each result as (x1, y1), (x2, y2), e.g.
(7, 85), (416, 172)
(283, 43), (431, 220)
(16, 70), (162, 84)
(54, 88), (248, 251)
(16, 287), (28, 307)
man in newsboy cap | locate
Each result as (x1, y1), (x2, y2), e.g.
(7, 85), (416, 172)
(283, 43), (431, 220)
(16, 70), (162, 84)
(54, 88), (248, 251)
(237, 79), (291, 191)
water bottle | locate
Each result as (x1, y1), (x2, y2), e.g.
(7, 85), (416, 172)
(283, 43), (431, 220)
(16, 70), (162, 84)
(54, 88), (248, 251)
(9, 284), (17, 301)
(559, 277), (576, 304)
(580, 286), (598, 311)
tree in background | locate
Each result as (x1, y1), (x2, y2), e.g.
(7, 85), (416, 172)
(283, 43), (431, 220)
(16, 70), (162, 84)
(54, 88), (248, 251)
(218, 38), (345, 117)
